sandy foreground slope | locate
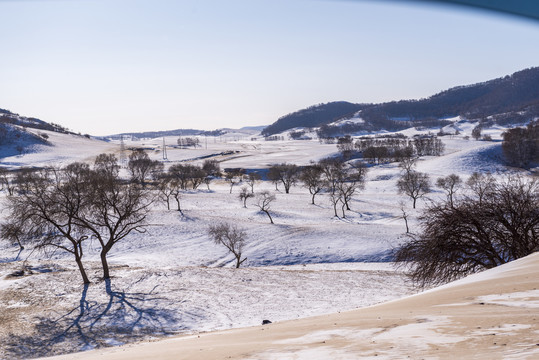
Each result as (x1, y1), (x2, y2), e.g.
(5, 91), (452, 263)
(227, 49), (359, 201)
(43, 253), (539, 360)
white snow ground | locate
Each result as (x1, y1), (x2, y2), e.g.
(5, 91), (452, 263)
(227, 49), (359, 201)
(0, 121), (532, 358)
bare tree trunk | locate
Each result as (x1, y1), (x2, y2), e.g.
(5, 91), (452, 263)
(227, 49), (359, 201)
(283, 182), (290, 194)
(15, 236), (24, 251)
(263, 210), (274, 224)
(75, 253), (90, 284)
(404, 215), (409, 233)
(100, 249), (111, 280)
(235, 256), (247, 268)
(311, 193), (316, 205)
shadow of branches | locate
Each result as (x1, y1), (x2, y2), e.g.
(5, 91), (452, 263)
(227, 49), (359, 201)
(4, 279), (183, 359)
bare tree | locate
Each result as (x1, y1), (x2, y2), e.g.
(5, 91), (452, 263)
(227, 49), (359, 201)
(225, 169), (244, 194)
(397, 170), (431, 209)
(202, 159), (221, 177)
(268, 163), (299, 194)
(319, 158), (346, 217)
(2, 165), (92, 284)
(399, 202), (410, 234)
(76, 169), (153, 280)
(238, 186), (254, 208)
(267, 166), (280, 191)
(336, 135), (354, 159)
(336, 181), (355, 218)
(466, 172), (495, 206)
(168, 164), (206, 190)
(341, 161), (368, 211)
(202, 159), (221, 191)
(398, 157), (417, 174)
(94, 153), (120, 178)
(299, 164), (324, 205)
(185, 165), (206, 190)
(256, 191), (276, 224)
(208, 223), (248, 268)
(395, 175), (539, 288)
(0, 168), (15, 196)
(127, 149), (163, 186)
(436, 174), (462, 207)
(157, 175), (179, 210)
(170, 185), (182, 213)
(471, 124), (482, 141)
(0, 219), (26, 251)
(244, 172), (261, 193)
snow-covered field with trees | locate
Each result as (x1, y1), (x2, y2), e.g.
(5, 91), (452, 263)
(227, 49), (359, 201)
(0, 120), (534, 359)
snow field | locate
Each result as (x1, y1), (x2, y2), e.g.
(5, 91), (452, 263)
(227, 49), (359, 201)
(0, 121), (526, 358)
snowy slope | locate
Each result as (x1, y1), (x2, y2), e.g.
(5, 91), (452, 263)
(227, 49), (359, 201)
(0, 128), (117, 170)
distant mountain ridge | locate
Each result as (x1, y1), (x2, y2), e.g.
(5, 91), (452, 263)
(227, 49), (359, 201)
(104, 126), (266, 140)
(262, 67), (539, 136)
(261, 101), (366, 136)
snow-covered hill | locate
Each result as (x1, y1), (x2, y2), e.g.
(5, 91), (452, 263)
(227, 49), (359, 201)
(0, 127), (118, 170)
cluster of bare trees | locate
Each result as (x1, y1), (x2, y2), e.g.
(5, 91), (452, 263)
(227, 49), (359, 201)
(217, 159), (370, 264)
(266, 160), (368, 218)
(0, 150), (229, 281)
(267, 164), (299, 194)
(3, 136), (535, 284)
(127, 149), (163, 186)
(395, 174), (539, 288)
(318, 158), (368, 218)
(177, 137), (200, 148)
(502, 119), (538, 168)
(156, 159), (221, 212)
(1, 154), (153, 284)
(338, 134), (445, 163)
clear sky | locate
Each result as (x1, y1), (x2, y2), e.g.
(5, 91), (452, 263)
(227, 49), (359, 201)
(1, 0), (539, 136)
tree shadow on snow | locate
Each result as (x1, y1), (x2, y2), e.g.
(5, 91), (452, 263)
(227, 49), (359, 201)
(4, 279), (183, 359)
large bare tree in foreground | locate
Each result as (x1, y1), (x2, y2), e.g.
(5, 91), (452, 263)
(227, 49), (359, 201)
(395, 175), (539, 288)
(3, 165), (92, 283)
(2, 154), (153, 283)
(77, 168), (153, 280)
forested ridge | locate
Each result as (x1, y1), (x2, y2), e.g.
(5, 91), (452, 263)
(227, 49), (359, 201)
(263, 67), (539, 136)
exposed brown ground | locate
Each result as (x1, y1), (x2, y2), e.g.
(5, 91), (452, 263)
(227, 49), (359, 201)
(43, 252), (539, 360)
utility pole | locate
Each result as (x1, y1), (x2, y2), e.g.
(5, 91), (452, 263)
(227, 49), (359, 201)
(119, 135), (127, 168)
(162, 137), (168, 160)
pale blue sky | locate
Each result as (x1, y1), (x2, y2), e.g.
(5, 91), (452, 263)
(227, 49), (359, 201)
(1, 0), (539, 135)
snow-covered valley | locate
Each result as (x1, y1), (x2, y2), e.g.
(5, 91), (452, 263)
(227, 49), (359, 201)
(0, 121), (532, 359)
